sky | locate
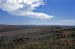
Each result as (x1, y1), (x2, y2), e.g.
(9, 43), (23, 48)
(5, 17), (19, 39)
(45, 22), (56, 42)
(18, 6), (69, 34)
(0, 0), (75, 25)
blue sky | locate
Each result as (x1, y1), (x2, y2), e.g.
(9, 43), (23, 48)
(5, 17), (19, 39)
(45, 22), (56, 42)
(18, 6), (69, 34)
(0, 0), (75, 25)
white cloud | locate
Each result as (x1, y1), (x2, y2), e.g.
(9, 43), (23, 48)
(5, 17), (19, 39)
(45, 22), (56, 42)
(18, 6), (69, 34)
(60, 20), (75, 25)
(63, 20), (75, 22)
(0, 0), (53, 19)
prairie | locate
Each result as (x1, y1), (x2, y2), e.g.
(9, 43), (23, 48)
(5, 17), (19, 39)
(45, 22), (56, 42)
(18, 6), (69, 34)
(0, 25), (75, 49)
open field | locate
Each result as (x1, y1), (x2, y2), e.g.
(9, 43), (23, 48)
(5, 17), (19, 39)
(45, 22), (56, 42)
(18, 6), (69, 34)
(0, 25), (75, 49)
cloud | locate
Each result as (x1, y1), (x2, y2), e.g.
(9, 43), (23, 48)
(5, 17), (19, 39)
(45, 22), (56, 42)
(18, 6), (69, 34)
(0, 0), (54, 19)
(63, 20), (75, 22)
(60, 20), (75, 25)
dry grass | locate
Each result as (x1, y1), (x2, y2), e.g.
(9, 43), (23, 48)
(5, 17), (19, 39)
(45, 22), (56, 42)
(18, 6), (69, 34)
(0, 25), (75, 49)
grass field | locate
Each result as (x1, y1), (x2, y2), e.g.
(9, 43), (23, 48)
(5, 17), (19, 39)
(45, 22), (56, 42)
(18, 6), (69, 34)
(0, 25), (75, 49)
